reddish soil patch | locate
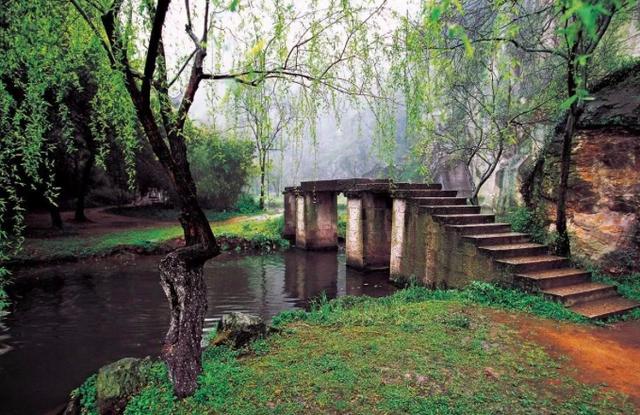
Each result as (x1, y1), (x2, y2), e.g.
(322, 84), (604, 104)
(492, 311), (640, 406)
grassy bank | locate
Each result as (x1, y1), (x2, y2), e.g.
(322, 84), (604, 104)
(75, 285), (634, 414)
(10, 213), (288, 266)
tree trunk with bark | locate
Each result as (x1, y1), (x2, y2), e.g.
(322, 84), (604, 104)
(135, 102), (220, 397)
(49, 203), (63, 229)
(555, 61), (580, 257)
(259, 155), (266, 210)
(555, 104), (578, 256)
(74, 148), (95, 222)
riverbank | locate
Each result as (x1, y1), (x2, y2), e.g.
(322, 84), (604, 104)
(72, 285), (639, 414)
(7, 209), (287, 269)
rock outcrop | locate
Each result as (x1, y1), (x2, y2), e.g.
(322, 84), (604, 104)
(526, 63), (640, 274)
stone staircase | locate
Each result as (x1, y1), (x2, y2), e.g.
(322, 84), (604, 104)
(405, 186), (639, 320)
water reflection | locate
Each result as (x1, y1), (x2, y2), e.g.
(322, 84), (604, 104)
(0, 249), (395, 415)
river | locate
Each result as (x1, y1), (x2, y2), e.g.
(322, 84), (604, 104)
(0, 249), (395, 414)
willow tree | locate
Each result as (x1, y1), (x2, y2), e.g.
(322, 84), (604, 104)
(68, 0), (387, 397)
(229, 82), (295, 210)
(383, 0), (634, 251)
(0, 1), (138, 311)
(548, 0), (635, 255)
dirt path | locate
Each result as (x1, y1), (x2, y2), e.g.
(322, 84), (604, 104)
(25, 207), (172, 238)
(492, 310), (640, 406)
(25, 207), (276, 239)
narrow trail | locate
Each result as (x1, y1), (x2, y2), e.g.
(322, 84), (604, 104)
(24, 207), (273, 239)
(492, 310), (640, 407)
(25, 207), (176, 238)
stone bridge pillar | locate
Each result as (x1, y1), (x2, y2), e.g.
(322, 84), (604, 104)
(295, 190), (338, 250)
(345, 190), (393, 270)
(390, 198), (407, 278)
(389, 196), (428, 285)
(282, 187), (298, 241)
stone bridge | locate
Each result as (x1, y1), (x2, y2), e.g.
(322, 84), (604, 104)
(283, 178), (639, 320)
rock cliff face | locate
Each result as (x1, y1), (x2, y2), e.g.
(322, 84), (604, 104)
(528, 64), (640, 274)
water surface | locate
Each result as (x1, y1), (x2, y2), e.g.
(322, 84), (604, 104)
(0, 249), (394, 415)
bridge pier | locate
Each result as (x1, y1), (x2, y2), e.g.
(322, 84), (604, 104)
(295, 190), (338, 250)
(345, 189), (393, 270)
(390, 198), (429, 285)
(282, 187), (298, 241)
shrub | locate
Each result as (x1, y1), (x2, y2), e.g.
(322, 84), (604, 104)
(337, 212), (347, 239)
(505, 206), (549, 244)
(233, 194), (262, 214)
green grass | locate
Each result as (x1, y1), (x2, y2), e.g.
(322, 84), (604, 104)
(13, 214), (288, 263)
(106, 206), (257, 222)
(213, 215), (289, 251)
(74, 286), (634, 415)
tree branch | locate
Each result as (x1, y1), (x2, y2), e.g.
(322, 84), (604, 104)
(142, 0), (171, 103)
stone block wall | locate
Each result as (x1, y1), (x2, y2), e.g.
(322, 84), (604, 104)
(392, 199), (511, 288)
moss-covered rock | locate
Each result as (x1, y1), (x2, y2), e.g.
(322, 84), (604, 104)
(94, 357), (151, 414)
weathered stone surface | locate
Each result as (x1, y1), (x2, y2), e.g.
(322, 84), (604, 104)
(211, 312), (267, 349)
(525, 64), (640, 274)
(282, 189), (298, 241)
(295, 191), (338, 250)
(95, 357), (150, 414)
(579, 63), (640, 129)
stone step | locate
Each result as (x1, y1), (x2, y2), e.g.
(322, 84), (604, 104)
(411, 197), (468, 206)
(479, 243), (548, 259)
(497, 255), (569, 273)
(463, 232), (531, 246)
(514, 268), (591, 290)
(445, 223), (513, 235)
(420, 205), (481, 215)
(433, 214), (495, 225)
(393, 183), (442, 190)
(569, 296), (640, 319)
(542, 282), (618, 307)
(393, 190), (459, 199)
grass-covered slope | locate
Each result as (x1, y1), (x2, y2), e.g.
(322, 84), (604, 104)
(10, 214), (287, 266)
(76, 286), (635, 414)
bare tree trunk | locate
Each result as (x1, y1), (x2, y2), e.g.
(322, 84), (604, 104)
(470, 144), (503, 206)
(74, 149), (95, 222)
(49, 203), (63, 229)
(555, 105), (578, 256)
(555, 63), (579, 257)
(259, 154), (266, 210)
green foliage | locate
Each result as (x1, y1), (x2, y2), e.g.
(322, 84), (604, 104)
(505, 206), (550, 245)
(461, 282), (587, 323)
(215, 215), (289, 251)
(273, 282), (588, 328)
(12, 214), (288, 264)
(71, 374), (98, 415)
(187, 126), (255, 210)
(0, 0), (137, 304)
(105, 284), (632, 415)
(234, 194), (262, 214)
(337, 212), (347, 239)
(0, 266), (9, 311)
